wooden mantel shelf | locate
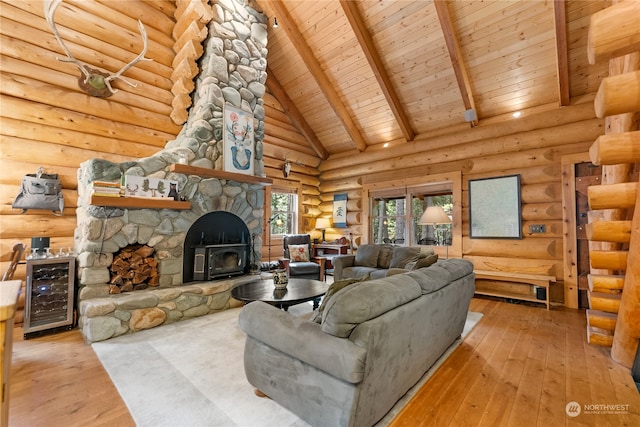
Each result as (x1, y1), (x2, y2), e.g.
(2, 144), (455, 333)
(169, 164), (273, 186)
(90, 195), (191, 210)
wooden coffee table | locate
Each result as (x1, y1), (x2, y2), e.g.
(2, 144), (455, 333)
(231, 278), (329, 311)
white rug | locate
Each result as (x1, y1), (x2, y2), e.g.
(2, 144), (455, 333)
(92, 305), (483, 427)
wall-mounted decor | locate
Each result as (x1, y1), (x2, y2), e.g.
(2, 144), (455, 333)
(224, 104), (254, 175)
(469, 174), (522, 239)
(44, 0), (150, 98)
(124, 176), (178, 199)
(333, 193), (347, 228)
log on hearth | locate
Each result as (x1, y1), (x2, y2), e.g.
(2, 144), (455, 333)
(109, 245), (159, 294)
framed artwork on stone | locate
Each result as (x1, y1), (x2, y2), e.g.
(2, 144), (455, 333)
(223, 104), (254, 175)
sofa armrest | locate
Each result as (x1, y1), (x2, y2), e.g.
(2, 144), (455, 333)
(238, 301), (367, 383)
(332, 254), (355, 281)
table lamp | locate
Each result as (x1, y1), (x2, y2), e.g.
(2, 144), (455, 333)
(419, 206), (451, 258)
(315, 217), (331, 243)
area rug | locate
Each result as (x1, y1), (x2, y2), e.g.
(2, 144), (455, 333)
(92, 305), (483, 427)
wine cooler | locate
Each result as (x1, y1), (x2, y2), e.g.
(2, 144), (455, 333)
(24, 256), (76, 339)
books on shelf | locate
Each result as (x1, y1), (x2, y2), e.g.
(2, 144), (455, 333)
(91, 181), (123, 197)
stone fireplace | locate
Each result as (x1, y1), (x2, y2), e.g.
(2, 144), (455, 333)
(75, 0), (270, 342)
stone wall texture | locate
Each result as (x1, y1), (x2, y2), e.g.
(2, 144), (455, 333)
(75, 0), (268, 342)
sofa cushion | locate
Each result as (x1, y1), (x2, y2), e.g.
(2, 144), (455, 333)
(408, 253), (438, 270)
(289, 261), (319, 276)
(376, 244), (394, 269)
(321, 274), (422, 338)
(341, 266), (378, 280)
(405, 259), (473, 294)
(288, 244), (310, 262)
(389, 246), (422, 268)
(354, 244), (380, 267)
(368, 269), (388, 280)
(311, 275), (369, 323)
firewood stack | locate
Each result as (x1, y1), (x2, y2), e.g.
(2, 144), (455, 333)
(109, 245), (159, 294)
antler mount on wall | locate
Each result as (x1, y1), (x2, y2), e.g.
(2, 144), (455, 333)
(44, 0), (151, 98)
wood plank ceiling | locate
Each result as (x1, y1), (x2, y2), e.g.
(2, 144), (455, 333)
(256, 0), (610, 158)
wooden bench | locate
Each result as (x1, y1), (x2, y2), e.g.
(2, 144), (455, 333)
(474, 270), (556, 310)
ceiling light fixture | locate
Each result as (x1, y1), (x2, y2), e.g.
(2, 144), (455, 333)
(512, 111), (522, 118)
(273, 17), (278, 28)
(383, 143), (389, 148)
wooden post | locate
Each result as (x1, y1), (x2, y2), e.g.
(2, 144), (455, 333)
(611, 177), (640, 368)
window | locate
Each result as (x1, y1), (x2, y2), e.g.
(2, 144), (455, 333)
(410, 193), (452, 246)
(369, 183), (452, 246)
(270, 190), (297, 236)
(371, 196), (407, 244)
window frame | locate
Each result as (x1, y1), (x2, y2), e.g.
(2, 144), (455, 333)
(363, 171), (462, 259)
(269, 188), (298, 237)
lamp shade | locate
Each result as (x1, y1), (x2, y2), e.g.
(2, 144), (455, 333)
(419, 206), (451, 225)
(315, 217), (331, 229)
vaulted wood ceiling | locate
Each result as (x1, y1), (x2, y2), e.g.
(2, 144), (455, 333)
(256, 0), (610, 159)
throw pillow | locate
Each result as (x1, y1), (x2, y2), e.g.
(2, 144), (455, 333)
(310, 275), (369, 323)
(354, 244), (380, 267)
(389, 246), (421, 268)
(376, 244), (394, 269)
(288, 244), (310, 262)
(410, 253), (438, 270)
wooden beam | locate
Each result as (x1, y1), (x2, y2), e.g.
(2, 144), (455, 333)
(260, 0), (368, 152)
(553, 0), (570, 106)
(585, 220), (632, 243)
(266, 68), (329, 160)
(588, 274), (625, 293)
(433, 0), (477, 127)
(588, 182), (638, 210)
(169, 164), (274, 186)
(589, 250), (628, 271)
(339, 0), (415, 142)
(590, 130), (640, 166)
(587, 0), (640, 64)
(594, 70), (640, 118)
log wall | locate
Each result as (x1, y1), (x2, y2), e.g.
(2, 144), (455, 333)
(0, 1), (321, 297)
(0, 1), (610, 310)
(0, 0), (178, 292)
(319, 101), (604, 295)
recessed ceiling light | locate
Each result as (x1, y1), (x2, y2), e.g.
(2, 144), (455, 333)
(512, 111), (522, 118)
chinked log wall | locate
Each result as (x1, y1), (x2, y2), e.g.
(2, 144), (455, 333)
(319, 101), (605, 304)
(0, 0), (321, 322)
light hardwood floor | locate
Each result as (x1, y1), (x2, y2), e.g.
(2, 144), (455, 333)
(7, 298), (640, 427)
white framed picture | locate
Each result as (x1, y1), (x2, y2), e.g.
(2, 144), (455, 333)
(223, 104), (254, 175)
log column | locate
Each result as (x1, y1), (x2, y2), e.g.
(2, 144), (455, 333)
(587, 0), (640, 366)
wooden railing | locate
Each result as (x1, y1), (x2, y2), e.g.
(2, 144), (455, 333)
(585, 1), (640, 368)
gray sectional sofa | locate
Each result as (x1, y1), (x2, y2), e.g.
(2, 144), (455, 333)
(238, 258), (475, 427)
(333, 243), (438, 281)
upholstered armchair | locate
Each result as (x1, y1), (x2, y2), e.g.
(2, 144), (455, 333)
(280, 234), (324, 281)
